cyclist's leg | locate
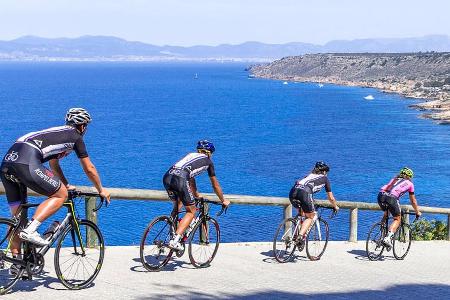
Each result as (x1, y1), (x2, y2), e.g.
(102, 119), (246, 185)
(289, 187), (301, 216)
(387, 198), (401, 233)
(174, 178), (196, 236)
(0, 166), (27, 255)
(298, 190), (316, 237)
(15, 164), (66, 245)
(377, 192), (389, 223)
(169, 177), (196, 248)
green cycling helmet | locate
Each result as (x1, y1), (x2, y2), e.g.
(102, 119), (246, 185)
(399, 167), (414, 179)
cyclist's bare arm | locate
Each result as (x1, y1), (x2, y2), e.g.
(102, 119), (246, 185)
(409, 193), (421, 216)
(49, 159), (69, 187)
(209, 176), (230, 206)
(326, 192), (339, 211)
(79, 157), (111, 202)
(189, 178), (201, 198)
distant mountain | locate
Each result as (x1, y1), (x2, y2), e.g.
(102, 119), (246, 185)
(0, 35), (449, 62)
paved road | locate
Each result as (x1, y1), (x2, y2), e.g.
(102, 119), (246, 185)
(3, 241), (450, 299)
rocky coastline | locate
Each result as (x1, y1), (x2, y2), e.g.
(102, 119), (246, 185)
(249, 53), (450, 124)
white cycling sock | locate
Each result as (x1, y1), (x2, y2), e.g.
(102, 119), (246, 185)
(24, 219), (41, 234)
(173, 234), (182, 243)
(387, 231), (394, 239)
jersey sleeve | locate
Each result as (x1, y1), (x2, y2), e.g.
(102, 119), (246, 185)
(207, 159), (216, 177)
(324, 177), (332, 193)
(408, 181), (415, 194)
(74, 137), (89, 159)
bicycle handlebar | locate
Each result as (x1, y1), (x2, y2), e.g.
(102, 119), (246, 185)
(68, 190), (107, 212)
(315, 204), (338, 219)
(195, 197), (229, 217)
(401, 211), (421, 222)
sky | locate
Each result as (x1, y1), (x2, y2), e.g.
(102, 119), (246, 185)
(0, 0), (449, 46)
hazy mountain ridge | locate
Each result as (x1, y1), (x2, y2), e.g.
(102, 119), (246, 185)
(0, 35), (449, 61)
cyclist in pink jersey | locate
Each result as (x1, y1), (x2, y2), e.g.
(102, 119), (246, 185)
(377, 167), (421, 248)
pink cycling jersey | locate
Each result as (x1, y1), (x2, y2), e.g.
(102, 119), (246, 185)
(380, 178), (414, 199)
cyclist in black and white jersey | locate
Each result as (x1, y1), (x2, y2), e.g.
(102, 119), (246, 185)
(0, 108), (111, 249)
(163, 140), (230, 251)
(289, 161), (339, 246)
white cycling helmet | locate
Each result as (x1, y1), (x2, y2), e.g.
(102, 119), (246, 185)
(65, 108), (92, 125)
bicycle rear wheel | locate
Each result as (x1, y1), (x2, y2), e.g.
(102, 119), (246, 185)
(54, 219), (104, 289)
(140, 216), (174, 271)
(393, 223), (412, 260)
(273, 218), (298, 263)
(366, 222), (386, 261)
(0, 218), (23, 294)
(188, 217), (220, 268)
(306, 217), (329, 260)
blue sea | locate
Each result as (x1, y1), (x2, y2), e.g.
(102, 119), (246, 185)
(0, 62), (449, 245)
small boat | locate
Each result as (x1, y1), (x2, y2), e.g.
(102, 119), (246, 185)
(283, 81), (288, 85)
(318, 84), (324, 88)
(364, 95), (374, 100)
(194, 73), (198, 79)
(248, 74), (256, 79)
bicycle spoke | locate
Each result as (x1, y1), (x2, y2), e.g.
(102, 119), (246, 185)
(0, 219), (24, 294)
(55, 220), (104, 289)
(140, 217), (173, 271)
(188, 218), (220, 268)
(273, 218), (298, 263)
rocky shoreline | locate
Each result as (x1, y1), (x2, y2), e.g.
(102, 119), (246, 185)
(249, 53), (450, 124)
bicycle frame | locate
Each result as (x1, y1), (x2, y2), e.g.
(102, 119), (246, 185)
(1, 193), (99, 271)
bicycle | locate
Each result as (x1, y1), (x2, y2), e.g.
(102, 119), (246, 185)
(273, 204), (337, 263)
(366, 210), (419, 261)
(140, 197), (227, 271)
(0, 190), (106, 294)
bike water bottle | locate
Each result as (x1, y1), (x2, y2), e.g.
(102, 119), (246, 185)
(43, 221), (60, 240)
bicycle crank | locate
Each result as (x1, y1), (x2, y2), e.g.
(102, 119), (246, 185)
(26, 253), (45, 275)
(175, 243), (185, 258)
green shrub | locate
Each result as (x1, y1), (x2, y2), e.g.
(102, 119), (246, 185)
(411, 218), (448, 240)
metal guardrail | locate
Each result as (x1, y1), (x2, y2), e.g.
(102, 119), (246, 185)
(1, 184), (450, 241)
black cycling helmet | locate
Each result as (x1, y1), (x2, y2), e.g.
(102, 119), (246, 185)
(314, 161), (330, 173)
(196, 140), (215, 153)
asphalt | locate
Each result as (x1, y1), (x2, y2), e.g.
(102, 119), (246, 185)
(3, 241), (450, 299)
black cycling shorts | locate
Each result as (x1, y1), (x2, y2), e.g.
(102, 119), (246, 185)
(377, 192), (401, 217)
(163, 172), (195, 206)
(289, 187), (315, 213)
(1, 161), (62, 206)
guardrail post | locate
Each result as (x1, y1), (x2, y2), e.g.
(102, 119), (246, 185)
(284, 204), (292, 236)
(85, 197), (98, 248)
(447, 214), (450, 241)
(200, 203), (210, 243)
(349, 208), (358, 242)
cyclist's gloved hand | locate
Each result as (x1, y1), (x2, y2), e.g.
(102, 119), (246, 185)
(100, 189), (111, 205)
(416, 211), (422, 219)
(222, 199), (231, 207)
(333, 206), (339, 213)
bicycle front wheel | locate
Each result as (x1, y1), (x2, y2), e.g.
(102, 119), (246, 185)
(54, 219), (105, 289)
(188, 217), (220, 268)
(140, 216), (174, 271)
(273, 218), (298, 263)
(366, 222), (385, 261)
(306, 217), (329, 260)
(393, 223), (412, 260)
(0, 218), (23, 295)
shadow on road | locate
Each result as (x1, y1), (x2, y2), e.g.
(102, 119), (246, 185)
(5, 270), (95, 295)
(347, 249), (397, 261)
(130, 257), (194, 273)
(135, 283), (450, 299)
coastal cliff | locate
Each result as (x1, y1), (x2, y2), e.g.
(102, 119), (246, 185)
(249, 53), (450, 123)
